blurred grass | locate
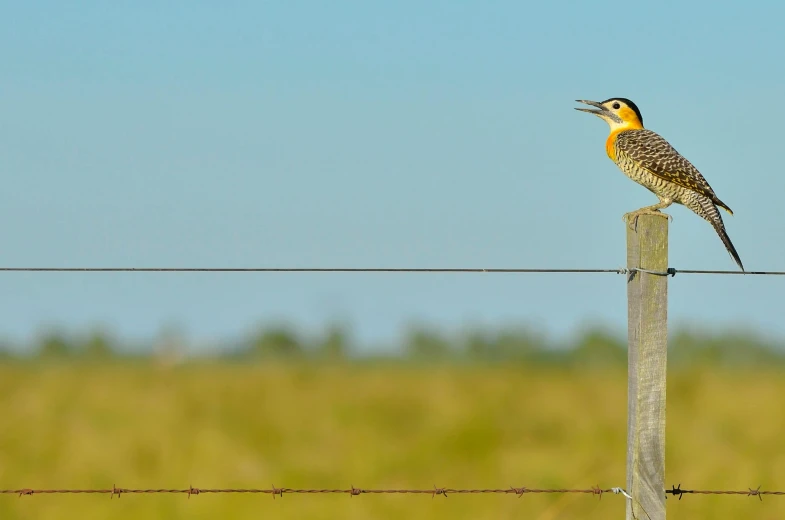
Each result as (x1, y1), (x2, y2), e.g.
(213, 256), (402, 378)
(0, 362), (783, 519)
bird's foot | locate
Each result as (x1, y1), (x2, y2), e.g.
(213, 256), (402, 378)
(622, 209), (672, 231)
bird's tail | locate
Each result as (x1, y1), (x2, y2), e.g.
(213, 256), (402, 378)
(709, 216), (744, 271)
(714, 197), (734, 216)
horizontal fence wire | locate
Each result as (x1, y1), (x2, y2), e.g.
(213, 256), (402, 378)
(2, 486), (612, 498)
(0, 267), (784, 275)
(1, 485), (783, 500)
(0, 267), (624, 273)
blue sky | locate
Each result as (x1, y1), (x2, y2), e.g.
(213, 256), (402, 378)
(2, 1), (784, 351)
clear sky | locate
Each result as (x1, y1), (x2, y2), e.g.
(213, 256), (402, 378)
(2, 1), (784, 351)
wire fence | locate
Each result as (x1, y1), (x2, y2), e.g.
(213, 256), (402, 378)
(0, 266), (784, 275)
(1, 485), (782, 500)
(3, 262), (783, 513)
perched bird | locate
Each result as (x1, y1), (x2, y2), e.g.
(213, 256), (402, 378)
(575, 98), (744, 271)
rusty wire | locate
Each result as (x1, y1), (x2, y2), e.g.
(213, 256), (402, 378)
(665, 484), (785, 501)
(0, 485), (783, 500)
(1, 486), (612, 499)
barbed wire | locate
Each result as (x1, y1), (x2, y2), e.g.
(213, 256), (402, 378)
(666, 484), (785, 500)
(1, 485), (782, 500)
(0, 485), (617, 499)
(0, 266), (784, 275)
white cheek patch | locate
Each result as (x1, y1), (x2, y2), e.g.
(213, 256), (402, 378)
(601, 112), (626, 130)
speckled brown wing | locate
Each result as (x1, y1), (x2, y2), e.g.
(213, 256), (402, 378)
(613, 128), (743, 270)
(614, 129), (725, 207)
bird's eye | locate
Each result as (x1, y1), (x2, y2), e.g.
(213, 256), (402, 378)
(612, 102), (621, 110)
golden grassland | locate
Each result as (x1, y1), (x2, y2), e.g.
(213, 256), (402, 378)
(0, 362), (783, 519)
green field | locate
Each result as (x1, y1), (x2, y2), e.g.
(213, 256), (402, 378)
(0, 362), (783, 519)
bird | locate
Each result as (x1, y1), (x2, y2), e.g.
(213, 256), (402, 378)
(575, 97), (744, 271)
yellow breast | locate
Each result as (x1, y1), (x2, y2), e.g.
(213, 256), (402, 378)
(605, 113), (643, 160)
(605, 130), (620, 160)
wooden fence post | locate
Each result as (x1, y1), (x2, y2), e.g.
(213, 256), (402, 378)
(626, 214), (668, 520)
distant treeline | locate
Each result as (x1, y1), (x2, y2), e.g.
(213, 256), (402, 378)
(1, 322), (783, 367)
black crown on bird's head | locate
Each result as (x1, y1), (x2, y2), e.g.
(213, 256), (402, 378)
(601, 97), (643, 126)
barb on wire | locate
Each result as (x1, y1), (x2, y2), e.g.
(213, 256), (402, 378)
(0, 266), (783, 276)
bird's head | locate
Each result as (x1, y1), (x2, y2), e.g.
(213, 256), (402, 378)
(575, 98), (644, 131)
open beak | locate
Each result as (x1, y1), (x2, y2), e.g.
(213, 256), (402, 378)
(574, 99), (608, 116)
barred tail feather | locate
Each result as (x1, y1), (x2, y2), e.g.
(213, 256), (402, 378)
(714, 198), (734, 216)
(711, 219), (744, 271)
(693, 197), (744, 271)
